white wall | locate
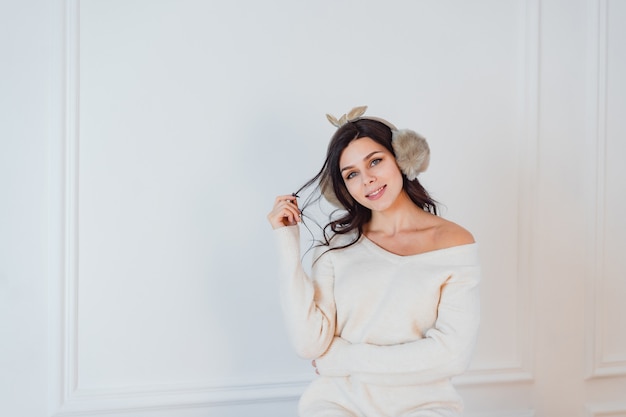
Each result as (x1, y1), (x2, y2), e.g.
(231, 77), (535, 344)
(0, 0), (52, 416)
(1, 0), (625, 416)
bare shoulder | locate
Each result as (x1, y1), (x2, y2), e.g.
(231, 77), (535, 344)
(434, 218), (475, 249)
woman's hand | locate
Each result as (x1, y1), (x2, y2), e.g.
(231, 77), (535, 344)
(267, 195), (301, 229)
(310, 337), (351, 377)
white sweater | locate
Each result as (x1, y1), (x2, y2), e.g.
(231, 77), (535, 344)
(275, 225), (481, 414)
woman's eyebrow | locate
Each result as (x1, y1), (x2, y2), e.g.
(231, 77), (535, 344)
(340, 151), (384, 173)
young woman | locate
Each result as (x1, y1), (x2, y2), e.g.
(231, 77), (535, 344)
(267, 106), (481, 417)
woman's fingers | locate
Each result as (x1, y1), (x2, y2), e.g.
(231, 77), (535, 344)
(274, 195), (298, 207)
(312, 360), (319, 375)
(276, 196), (300, 222)
(267, 195), (302, 229)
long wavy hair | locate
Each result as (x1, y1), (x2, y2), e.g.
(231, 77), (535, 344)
(295, 118), (438, 254)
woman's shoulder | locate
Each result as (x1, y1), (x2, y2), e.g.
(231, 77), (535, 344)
(433, 217), (475, 249)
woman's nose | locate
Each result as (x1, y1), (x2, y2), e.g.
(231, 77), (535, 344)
(363, 174), (376, 184)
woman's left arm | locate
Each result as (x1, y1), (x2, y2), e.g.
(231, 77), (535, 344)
(315, 262), (481, 385)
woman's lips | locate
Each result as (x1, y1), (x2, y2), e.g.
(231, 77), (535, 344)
(366, 185), (386, 200)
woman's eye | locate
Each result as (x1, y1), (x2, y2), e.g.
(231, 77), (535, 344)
(346, 172), (357, 180)
(370, 158), (382, 167)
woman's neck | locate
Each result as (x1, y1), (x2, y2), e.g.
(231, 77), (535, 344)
(365, 192), (435, 237)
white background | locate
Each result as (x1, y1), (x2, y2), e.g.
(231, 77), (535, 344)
(1, 0), (625, 416)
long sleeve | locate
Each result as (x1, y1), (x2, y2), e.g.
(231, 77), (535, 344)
(315, 261), (481, 385)
(274, 225), (336, 359)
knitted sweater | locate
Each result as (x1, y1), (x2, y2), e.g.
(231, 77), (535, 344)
(275, 225), (481, 407)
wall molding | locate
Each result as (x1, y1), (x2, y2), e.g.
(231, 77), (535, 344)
(586, 402), (626, 417)
(513, 0), (540, 385)
(49, 0), (540, 415)
(466, 411), (535, 417)
(48, 0), (81, 415)
(455, 367), (533, 386)
(585, 0), (626, 380)
(53, 375), (310, 416)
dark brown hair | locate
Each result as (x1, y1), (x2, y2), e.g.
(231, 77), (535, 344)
(296, 118), (438, 253)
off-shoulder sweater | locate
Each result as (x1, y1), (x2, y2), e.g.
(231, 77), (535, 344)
(275, 225), (481, 387)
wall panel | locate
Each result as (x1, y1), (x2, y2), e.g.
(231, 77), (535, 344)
(586, 0), (626, 379)
(49, 0), (551, 415)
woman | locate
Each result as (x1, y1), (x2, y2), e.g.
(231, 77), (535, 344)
(267, 106), (481, 417)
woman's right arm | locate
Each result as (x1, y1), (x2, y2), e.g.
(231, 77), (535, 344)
(268, 196), (336, 359)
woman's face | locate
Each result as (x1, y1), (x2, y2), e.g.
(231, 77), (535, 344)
(338, 137), (404, 212)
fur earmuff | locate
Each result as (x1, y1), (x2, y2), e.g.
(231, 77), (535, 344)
(391, 129), (430, 181)
(320, 174), (342, 208)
